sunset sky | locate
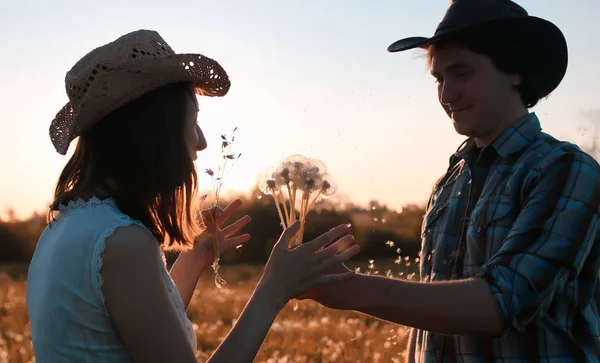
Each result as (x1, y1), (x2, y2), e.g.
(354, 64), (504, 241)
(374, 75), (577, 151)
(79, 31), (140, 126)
(1, 0), (599, 219)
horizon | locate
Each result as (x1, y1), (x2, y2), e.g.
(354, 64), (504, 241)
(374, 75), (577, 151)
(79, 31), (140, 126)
(1, 0), (599, 220)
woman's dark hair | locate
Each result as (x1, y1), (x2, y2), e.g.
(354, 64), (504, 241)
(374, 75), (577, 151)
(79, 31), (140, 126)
(49, 82), (202, 249)
(426, 27), (547, 108)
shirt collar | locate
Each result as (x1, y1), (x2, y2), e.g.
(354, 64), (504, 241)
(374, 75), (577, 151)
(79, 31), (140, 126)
(454, 112), (542, 160)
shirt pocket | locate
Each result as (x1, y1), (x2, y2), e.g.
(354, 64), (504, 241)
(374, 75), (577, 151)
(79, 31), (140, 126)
(471, 192), (517, 259)
(421, 201), (450, 239)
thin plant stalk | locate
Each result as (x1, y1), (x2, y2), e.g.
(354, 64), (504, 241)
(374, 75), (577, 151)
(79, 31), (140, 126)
(292, 185), (298, 221)
(306, 191), (323, 214)
(285, 183), (295, 221)
(277, 189), (290, 228)
(271, 192), (287, 230)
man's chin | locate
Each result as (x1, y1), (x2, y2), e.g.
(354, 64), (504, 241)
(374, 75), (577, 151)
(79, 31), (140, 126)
(452, 120), (472, 137)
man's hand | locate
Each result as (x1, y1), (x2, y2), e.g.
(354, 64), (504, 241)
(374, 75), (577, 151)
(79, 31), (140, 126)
(297, 263), (358, 310)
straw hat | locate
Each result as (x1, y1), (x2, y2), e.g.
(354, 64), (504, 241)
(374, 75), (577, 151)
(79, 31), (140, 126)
(50, 29), (231, 155)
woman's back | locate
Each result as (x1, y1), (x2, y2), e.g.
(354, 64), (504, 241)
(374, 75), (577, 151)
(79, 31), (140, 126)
(26, 197), (196, 362)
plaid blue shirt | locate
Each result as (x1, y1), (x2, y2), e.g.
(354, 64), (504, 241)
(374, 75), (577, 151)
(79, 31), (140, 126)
(406, 113), (600, 363)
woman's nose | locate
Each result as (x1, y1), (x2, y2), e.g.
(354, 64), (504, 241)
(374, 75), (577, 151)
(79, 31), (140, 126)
(196, 125), (207, 151)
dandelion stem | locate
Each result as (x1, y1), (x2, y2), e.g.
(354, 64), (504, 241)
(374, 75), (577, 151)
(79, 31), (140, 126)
(297, 194), (310, 247)
(306, 191), (323, 213)
(286, 183), (294, 222)
(272, 191), (287, 230)
(276, 188), (289, 227)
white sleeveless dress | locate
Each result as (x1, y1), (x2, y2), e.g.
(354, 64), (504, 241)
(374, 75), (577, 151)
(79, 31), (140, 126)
(26, 197), (197, 362)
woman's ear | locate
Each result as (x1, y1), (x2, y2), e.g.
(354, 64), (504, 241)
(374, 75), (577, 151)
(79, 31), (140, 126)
(509, 72), (522, 87)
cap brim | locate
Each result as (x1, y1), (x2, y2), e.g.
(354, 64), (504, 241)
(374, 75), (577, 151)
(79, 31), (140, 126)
(386, 16), (568, 101)
(387, 36), (432, 53)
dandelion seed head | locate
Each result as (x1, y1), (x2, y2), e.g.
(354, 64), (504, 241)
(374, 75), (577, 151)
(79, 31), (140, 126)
(297, 174), (319, 194)
(278, 167), (291, 184)
(258, 169), (280, 195)
(320, 175), (338, 196)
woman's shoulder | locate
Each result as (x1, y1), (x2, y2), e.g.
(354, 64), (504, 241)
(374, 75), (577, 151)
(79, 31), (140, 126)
(53, 197), (141, 230)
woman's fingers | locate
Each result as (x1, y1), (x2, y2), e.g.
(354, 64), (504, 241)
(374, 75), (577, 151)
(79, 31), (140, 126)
(314, 245), (360, 274)
(216, 199), (243, 225)
(301, 224), (349, 253)
(276, 220), (301, 250)
(221, 234), (252, 251)
(315, 234), (355, 260)
(200, 199), (243, 226)
(220, 215), (251, 238)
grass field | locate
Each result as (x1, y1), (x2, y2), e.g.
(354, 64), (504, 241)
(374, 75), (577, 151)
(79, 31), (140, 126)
(0, 259), (417, 362)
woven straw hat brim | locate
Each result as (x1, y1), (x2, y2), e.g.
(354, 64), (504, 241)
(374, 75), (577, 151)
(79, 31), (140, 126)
(50, 52), (230, 155)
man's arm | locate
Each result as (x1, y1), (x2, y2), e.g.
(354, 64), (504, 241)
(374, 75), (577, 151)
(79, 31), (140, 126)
(320, 147), (600, 337)
(345, 275), (504, 336)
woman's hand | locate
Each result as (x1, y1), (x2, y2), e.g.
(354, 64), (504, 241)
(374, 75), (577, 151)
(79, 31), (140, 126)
(193, 198), (251, 267)
(257, 221), (361, 310)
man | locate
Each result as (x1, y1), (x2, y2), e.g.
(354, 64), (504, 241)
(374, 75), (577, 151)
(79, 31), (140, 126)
(301, 1), (600, 362)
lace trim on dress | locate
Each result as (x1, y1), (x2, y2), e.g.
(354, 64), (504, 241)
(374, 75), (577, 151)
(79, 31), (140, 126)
(58, 196), (116, 213)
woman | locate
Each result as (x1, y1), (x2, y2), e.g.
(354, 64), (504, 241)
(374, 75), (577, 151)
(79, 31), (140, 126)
(26, 29), (360, 362)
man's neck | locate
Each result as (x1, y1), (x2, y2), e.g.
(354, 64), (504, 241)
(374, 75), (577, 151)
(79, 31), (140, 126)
(474, 108), (528, 147)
